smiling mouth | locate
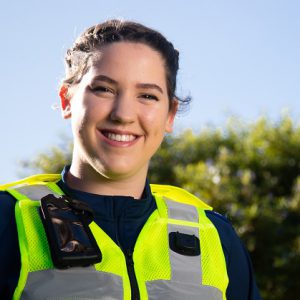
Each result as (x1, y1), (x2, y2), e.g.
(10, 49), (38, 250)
(101, 130), (138, 142)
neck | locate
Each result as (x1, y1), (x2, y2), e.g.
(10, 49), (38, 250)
(66, 163), (148, 199)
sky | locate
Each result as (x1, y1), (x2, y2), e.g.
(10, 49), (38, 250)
(1, 0), (299, 183)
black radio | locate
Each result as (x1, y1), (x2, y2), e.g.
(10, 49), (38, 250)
(39, 194), (102, 269)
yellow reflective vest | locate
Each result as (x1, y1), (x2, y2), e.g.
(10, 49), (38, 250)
(1, 174), (228, 300)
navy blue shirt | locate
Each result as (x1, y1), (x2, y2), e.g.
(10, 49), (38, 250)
(0, 168), (261, 299)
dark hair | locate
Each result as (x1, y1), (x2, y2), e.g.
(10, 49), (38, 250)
(63, 19), (190, 107)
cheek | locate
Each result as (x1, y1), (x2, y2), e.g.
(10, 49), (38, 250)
(71, 96), (98, 125)
(71, 102), (92, 138)
(71, 115), (86, 143)
(142, 108), (170, 136)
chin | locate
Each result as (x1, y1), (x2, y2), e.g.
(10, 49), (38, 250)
(91, 161), (138, 180)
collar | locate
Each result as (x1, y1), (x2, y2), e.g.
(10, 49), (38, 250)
(59, 165), (151, 200)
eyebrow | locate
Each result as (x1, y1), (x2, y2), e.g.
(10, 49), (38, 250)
(136, 83), (164, 94)
(93, 75), (117, 85)
(92, 75), (164, 94)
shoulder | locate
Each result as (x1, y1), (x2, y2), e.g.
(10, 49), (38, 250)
(151, 184), (212, 210)
(204, 210), (237, 260)
(0, 191), (18, 251)
(205, 210), (262, 300)
(0, 173), (62, 191)
(205, 209), (232, 225)
(0, 191), (21, 299)
(0, 191), (17, 235)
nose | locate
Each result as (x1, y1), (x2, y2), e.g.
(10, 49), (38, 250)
(109, 93), (135, 124)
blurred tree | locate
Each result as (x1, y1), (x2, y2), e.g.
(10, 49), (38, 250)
(19, 139), (73, 176)
(21, 116), (300, 300)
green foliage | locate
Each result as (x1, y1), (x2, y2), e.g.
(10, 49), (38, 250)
(22, 116), (300, 300)
(150, 116), (300, 300)
(19, 140), (73, 176)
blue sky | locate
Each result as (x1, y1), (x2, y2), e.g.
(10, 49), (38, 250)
(1, 0), (299, 183)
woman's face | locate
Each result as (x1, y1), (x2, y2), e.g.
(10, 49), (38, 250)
(61, 42), (177, 181)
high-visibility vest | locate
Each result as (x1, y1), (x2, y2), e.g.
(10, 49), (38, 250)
(1, 174), (228, 300)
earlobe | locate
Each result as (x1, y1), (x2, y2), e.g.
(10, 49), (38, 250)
(59, 85), (72, 119)
(165, 99), (179, 133)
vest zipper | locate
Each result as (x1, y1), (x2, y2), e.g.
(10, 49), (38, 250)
(115, 213), (140, 300)
(125, 250), (140, 300)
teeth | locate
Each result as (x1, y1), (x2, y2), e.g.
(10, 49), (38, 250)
(107, 133), (136, 142)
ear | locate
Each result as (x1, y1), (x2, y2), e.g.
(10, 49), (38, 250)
(59, 85), (72, 119)
(165, 98), (178, 133)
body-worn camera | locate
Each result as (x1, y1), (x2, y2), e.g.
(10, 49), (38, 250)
(40, 194), (102, 269)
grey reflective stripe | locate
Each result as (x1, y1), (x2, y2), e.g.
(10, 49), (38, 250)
(165, 199), (198, 223)
(15, 185), (61, 200)
(167, 197), (202, 285)
(168, 224), (201, 284)
(146, 198), (223, 300)
(146, 281), (223, 300)
(21, 267), (123, 300)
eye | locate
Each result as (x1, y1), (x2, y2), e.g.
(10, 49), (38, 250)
(89, 85), (114, 94)
(140, 94), (159, 101)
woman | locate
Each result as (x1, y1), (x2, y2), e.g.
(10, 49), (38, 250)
(0, 20), (261, 299)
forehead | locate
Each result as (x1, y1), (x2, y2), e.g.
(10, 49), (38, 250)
(74, 42), (168, 95)
(92, 41), (163, 58)
(85, 42), (167, 85)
